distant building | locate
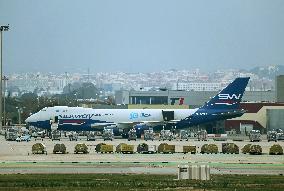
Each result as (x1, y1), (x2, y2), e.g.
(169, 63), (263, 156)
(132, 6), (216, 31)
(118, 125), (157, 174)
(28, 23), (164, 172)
(276, 75), (284, 103)
(115, 90), (276, 107)
(173, 82), (222, 91)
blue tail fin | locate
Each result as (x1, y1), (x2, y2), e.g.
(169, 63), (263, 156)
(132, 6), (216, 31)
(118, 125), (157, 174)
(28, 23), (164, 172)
(200, 77), (250, 110)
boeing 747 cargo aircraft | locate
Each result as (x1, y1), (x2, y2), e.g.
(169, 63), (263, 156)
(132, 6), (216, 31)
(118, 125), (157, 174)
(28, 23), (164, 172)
(25, 77), (249, 131)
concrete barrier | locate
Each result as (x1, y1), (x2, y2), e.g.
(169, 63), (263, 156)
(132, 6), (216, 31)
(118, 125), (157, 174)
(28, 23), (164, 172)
(178, 164), (210, 180)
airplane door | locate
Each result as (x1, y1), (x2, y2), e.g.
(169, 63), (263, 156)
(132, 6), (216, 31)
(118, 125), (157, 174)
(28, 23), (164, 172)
(50, 116), (59, 131)
(162, 110), (174, 121)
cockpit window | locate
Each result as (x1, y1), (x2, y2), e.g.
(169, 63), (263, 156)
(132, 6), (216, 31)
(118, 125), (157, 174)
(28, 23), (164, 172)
(40, 107), (47, 112)
(56, 110), (59, 112)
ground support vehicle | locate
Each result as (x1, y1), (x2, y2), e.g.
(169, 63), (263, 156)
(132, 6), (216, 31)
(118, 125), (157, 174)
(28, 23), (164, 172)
(68, 132), (78, 141)
(197, 130), (208, 141)
(128, 129), (137, 141)
(5, 128), (18, 141)
(102, 129), (114, 141)
(144, 129), (155, 141)
(179, 130), (189, 141)
(276, 129), (284, 140)
(249, 130), (261, 142)
(159, 130), (174, 141)
(267, 130), (277, 142)
(87, 132), (96, 141)
(51, 130), (61, 141)
(16, 134), (31, 142)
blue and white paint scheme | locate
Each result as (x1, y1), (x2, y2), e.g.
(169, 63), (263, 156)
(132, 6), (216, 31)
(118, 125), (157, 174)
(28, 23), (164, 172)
(25, 77), (249, 131)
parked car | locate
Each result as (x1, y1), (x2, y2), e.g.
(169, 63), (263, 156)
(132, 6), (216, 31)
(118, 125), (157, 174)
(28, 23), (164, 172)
(16, 134), (31, 142)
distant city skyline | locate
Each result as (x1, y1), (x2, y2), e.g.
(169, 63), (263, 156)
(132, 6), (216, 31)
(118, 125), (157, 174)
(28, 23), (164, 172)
(1, 0), (284, 74)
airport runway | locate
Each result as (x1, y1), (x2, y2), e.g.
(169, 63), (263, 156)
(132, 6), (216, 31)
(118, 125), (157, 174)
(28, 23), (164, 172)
(0, 135), (284, 175)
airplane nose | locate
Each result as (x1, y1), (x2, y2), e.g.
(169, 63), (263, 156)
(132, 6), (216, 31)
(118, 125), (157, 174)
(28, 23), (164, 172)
(25, 116), (32, 123)
(25, 114), (35, 123)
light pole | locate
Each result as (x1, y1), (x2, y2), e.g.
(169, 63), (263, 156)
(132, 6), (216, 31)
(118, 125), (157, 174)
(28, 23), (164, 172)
(16, 107), (24, 125)
(74, 93), (77, 106)
(0, 25), (9, 129)
(2, 76), (8, 126)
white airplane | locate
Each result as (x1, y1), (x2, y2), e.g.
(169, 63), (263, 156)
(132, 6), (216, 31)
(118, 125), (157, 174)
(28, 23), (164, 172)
(25, 77), (250, 131)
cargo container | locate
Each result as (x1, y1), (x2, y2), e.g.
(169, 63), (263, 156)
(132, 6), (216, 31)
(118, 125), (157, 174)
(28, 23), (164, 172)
(116, 143), (134, 154)
(74, 143), (89, 154)
(53, 143), (66, 154)
(32, 143), (47, 154)
(95, 143), (114, 153)
(269, 144), (283, 155)
(221, 143), (239, 154)
(183, 145), (196, 154)
(158, 143), (175, 153)
(201, 144), (218, 154)
(137, 143), (156, 154)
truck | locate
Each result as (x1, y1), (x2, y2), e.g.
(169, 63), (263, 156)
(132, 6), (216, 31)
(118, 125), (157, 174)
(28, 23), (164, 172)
(159, 130), (174, 141)
(102, 129), (114, 141)
(249, 130), (261, 142)
(144, 128), (155, 141)
(5, 128), (18, 141)
(128, 129), (137, 141)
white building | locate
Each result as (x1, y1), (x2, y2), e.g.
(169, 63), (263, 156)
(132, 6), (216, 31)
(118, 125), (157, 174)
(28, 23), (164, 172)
(173, 82), (222, 91)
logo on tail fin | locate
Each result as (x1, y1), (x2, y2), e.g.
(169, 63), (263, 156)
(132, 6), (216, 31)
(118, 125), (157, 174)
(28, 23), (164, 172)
(215, 93), (242, 105)
(218, 94), (241, 100)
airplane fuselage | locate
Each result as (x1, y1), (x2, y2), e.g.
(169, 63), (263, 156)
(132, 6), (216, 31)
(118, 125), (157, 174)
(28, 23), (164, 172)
(27, 107), (198, 131)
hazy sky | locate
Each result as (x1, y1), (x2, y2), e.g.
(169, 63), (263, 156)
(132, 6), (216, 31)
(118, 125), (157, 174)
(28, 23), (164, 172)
(0, 0), (284, 74)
